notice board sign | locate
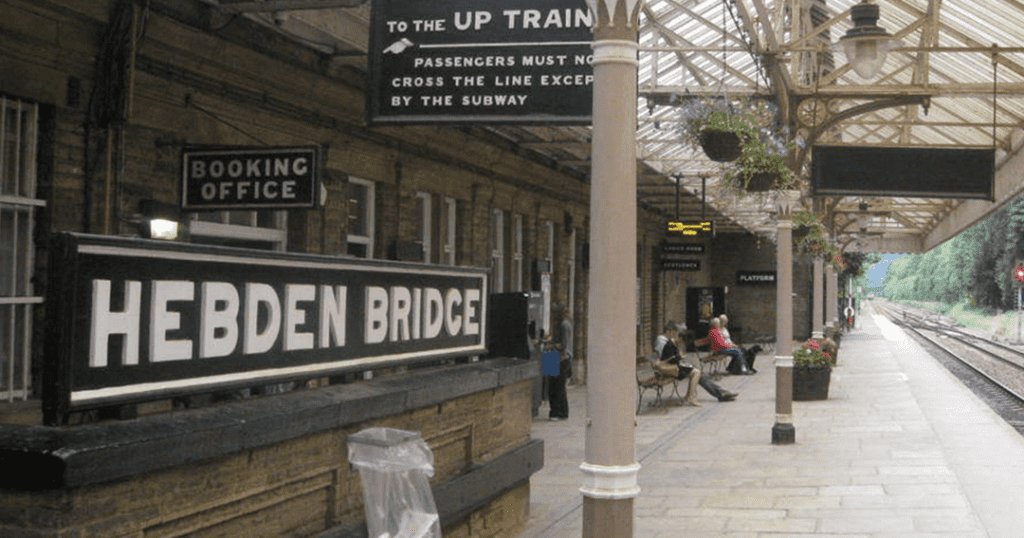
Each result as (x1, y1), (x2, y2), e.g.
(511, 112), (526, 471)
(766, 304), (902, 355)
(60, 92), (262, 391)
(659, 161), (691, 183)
(811, 145), (994, 200)
(43, 233), (487, 425)
(182, 146), (319, 210)
(367, 0), (594, 124)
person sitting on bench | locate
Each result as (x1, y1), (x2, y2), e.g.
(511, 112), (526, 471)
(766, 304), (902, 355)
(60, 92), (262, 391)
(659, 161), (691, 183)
(657, 322), (738, 403)
(695, 318), (748, 376)
(718, 315), (761, 374)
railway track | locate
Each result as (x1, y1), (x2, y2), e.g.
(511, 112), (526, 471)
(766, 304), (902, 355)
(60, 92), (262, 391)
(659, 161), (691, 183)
(873, 300), (1024, 436)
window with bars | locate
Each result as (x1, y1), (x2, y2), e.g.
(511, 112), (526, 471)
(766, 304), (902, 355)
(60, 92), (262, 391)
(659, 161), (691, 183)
(347, 177), (375, 258)
(415, 192), (432, 262)
(440, 196), (456, 266)
(0, 97), (43, 401)
(511, 213), (523, 291)
(491, 208), (505, 293)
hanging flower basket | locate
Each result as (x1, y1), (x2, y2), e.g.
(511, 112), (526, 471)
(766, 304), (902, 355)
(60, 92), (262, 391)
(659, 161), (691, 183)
(698, 129), (743, 162)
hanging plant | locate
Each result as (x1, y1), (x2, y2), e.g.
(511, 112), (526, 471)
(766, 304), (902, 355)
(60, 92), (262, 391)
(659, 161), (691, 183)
(680, 97), (800, 193)
(725, 134), (799, 193)
(679, 97), (766, 163)
(792, 210), (844, 270)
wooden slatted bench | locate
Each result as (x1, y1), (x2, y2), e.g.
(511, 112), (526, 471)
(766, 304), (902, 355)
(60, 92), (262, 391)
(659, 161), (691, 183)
(636, 355), (682, 413)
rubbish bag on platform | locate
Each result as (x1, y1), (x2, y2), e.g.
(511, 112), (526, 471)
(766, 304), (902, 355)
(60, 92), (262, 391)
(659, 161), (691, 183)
(347, 427), (441, 538)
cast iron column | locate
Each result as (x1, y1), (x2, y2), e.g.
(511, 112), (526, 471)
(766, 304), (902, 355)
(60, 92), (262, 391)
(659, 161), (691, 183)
(772, 195), (796, 445)
(580, 1), (642, 537)
(812, 257), (824, 339)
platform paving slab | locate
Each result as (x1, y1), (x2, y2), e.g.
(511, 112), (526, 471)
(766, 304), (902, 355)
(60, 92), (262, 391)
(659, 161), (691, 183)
(520, 302), (1024, 538)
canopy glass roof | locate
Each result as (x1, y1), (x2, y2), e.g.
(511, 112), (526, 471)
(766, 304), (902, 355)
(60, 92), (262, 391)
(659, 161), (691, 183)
(208, 0), (1024, 252)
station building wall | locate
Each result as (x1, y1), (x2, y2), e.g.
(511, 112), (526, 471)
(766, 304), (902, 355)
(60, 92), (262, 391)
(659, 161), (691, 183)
(0, 0), (676, 536)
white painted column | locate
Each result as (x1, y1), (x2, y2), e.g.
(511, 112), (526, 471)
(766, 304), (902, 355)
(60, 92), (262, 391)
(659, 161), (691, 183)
(581, 1), (642, 537)
(773, 194), (797, 445)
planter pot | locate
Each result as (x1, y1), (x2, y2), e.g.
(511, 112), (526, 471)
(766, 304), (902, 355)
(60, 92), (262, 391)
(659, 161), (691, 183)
(792, 366), (831, 401)
(744, 172), (779, 192)
(699, 129), (742, 162)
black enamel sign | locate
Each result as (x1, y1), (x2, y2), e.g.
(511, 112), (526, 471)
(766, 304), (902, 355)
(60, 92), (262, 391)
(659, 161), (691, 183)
(182, 146), (319, 210)
(368, 0), (594, 124)
(43, 233), (487, 424)
(811, 145), (994, 200)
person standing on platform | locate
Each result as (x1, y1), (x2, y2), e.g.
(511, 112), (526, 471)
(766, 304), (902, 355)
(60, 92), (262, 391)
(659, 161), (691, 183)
(547, 304), (573, 421)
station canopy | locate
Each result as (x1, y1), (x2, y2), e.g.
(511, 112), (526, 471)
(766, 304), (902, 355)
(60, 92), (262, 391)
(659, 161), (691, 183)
(201, 0), (1024, 253)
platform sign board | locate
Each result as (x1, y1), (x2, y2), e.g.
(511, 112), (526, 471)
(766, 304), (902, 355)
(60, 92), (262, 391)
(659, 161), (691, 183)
(662, 260), (700, 271)
(736, 270), (776, 285)
(662, 243), (705, 255)
(182, 146), (319, 210)
(367, 0), (594, 125)
(811, 145), (994, 200)
(43, 233), (487, 425)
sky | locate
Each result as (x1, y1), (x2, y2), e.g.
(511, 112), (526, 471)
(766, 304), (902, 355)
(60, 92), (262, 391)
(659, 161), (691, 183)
(864, 254), (904, 289)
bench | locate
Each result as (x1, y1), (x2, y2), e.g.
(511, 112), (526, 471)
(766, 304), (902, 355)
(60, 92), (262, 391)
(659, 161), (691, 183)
(636, 355), (682, 413)
(695, 346), (730, 379)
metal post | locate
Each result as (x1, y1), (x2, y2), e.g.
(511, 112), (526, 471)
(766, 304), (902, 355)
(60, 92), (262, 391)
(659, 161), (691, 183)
(581, 1), (642, 537)
(1017, 286), (1021, 344)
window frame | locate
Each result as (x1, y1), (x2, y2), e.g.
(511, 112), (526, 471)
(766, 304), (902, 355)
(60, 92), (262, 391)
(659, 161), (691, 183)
(347, 176), (376, 259)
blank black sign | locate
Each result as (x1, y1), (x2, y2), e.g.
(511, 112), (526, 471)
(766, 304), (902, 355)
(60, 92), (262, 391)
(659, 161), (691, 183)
(811, 145), (994, 200)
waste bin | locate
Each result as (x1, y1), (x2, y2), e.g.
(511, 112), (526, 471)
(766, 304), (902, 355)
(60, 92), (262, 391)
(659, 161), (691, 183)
(347, 427), (441, 538)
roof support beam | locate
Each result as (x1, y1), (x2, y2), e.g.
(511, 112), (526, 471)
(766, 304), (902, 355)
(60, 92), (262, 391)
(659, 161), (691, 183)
(214, 0), (367, 12)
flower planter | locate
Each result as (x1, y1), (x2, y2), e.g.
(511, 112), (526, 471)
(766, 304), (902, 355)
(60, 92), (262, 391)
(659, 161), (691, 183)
(792, 366), (831, 401)
(698, 129), (742, 162)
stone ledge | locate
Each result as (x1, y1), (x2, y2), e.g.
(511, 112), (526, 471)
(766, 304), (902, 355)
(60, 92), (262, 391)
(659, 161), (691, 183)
(0, 358), (540, 490)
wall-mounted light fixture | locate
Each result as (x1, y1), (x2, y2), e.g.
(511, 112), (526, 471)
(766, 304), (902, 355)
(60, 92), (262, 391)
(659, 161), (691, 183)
(139, 199), (183, 241)
(836, 1), (902, 79)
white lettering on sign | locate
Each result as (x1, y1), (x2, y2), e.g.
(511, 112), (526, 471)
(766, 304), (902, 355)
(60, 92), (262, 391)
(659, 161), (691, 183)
(90, 280), (142, 368)
(189, 157), (309, 180)
(88, 280), (479, 368)
(150, 280), (193, 363)
(501, 9), (592, 29)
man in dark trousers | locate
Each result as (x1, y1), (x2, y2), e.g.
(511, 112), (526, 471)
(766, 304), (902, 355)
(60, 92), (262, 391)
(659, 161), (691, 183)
(547, 304), (573, 421)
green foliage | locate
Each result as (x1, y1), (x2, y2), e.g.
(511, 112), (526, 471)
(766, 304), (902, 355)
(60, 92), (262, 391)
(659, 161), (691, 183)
(680, 97), (798, 192)
(878, 194), (1024, 310)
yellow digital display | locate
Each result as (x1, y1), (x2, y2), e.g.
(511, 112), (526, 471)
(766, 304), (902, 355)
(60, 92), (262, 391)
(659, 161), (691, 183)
(667, 220), (714, 236)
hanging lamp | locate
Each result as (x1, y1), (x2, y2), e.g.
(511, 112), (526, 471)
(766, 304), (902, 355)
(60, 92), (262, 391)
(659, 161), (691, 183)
(836, 0), (902, 79)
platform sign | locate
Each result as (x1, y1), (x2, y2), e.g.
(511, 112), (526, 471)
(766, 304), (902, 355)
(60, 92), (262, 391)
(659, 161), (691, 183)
(43, 233), (487, 425)
(367, 0), (594, 124)
(182, 146), (319, 210)
(736, 270), (776, 285)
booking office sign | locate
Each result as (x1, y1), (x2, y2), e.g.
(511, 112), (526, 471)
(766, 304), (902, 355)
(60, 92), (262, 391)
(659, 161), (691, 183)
(42, 233), (488, 425)
(367, 0), (594, 124)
